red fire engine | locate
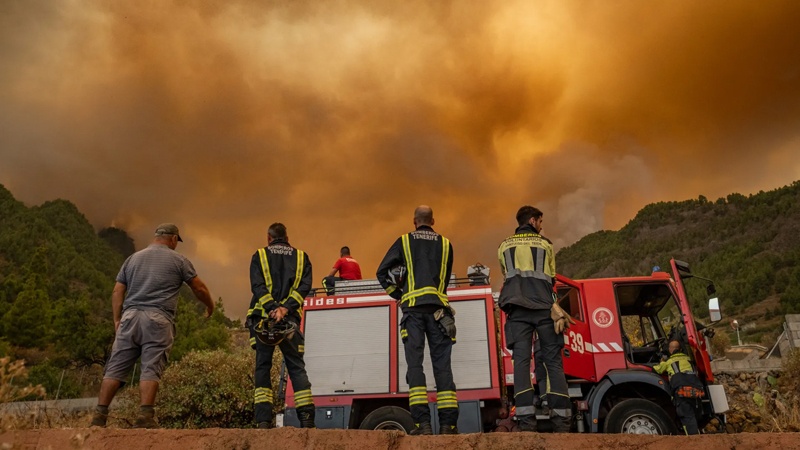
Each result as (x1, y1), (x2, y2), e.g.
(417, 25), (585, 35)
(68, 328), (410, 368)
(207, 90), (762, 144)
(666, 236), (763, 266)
(282, 258), (728, 434)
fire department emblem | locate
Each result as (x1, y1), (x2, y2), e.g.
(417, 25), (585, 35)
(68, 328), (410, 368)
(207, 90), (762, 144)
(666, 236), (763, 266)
(592, 307), (614, 328)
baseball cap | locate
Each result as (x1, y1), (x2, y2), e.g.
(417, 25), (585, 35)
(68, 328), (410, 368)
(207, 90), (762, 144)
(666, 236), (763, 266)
(155, 223), (183, 242)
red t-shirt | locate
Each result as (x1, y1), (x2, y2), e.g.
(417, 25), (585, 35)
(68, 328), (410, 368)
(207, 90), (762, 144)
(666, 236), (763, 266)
(333, 257), (362, 280)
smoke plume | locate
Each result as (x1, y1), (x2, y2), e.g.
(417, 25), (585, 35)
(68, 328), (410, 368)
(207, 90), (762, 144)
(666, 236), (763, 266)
(2, 0), (799, 318)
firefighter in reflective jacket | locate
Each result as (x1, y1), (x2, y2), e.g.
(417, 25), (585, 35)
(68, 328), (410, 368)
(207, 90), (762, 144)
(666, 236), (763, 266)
(654, 339), (706, 435)
(247, 223), (315, 429)
(376, 205), (458, 435)
(498, 206), (571, 433)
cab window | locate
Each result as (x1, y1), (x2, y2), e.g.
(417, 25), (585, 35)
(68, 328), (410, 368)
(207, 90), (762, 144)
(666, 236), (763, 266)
(557, 286), (584, 322)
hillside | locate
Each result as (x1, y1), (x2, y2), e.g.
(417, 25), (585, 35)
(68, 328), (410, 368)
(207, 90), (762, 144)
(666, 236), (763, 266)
(0, 184), (234, 399)
(557, 180), (800, 346)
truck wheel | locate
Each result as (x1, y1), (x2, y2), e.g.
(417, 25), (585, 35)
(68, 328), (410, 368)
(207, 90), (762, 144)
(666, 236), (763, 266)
(603, 399), (677, 435)
(359, 406), (416, 433)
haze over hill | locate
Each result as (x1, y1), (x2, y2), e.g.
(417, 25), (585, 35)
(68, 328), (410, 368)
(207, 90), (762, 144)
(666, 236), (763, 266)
(1, 1), (799, 319)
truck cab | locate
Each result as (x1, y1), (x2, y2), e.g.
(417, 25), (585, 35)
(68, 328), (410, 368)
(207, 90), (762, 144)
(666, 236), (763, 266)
(502, 258), (728, 433)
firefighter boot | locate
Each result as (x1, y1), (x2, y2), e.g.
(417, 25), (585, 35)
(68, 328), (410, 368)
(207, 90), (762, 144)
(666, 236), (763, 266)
(133, 405), (158, 429)
(90, 405), (109, 427)
(439, 424), (459, 435)
(409, 422), (433, 435)
(257, 421), (273, 429)
(517, 414), (537, 432)
(297, 405), (316, 429)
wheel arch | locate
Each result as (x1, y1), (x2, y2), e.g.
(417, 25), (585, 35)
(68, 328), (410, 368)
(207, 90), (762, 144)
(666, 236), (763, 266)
(585, 370), (673, 433)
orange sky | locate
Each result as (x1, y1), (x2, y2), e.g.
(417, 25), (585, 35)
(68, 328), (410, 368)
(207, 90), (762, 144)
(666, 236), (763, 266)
(1, 1), (799, 319)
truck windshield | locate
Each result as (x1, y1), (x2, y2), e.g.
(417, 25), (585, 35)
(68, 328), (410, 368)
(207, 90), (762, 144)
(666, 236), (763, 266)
(615, 283), (679, 365)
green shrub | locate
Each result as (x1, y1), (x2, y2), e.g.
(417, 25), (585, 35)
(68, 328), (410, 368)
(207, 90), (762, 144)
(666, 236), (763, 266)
(116, 348), (284, 428)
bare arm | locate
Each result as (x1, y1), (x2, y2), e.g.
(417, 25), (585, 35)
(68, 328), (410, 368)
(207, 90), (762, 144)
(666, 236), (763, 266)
(327, 267), (338, 277)
(112, 282), (126, 332)
(188, 276), (215, 318)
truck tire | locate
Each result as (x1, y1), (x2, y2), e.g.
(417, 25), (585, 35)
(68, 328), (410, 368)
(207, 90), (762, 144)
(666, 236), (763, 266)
(603, 399), (677, 435)
(359, 406), (416, 433)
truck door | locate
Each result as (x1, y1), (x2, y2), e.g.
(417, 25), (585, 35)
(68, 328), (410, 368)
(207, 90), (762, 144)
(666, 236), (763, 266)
(669, 259), (713, 382)
(555, 275), (596, 382)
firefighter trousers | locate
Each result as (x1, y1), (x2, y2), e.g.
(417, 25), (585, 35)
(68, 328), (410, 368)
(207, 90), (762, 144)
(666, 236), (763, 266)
(401, 310), (459, 427)
(674, 397), (700, 435)
(252, 321), (314, 424)
(504, 306), (571, 419)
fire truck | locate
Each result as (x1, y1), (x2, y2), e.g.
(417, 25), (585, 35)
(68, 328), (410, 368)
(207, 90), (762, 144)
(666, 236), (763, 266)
(282, 258), (729, 434)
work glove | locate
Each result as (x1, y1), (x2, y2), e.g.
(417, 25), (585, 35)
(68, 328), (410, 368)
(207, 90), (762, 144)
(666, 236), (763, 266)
(435, 308), (457, 341)
(551, 303), (576, 335)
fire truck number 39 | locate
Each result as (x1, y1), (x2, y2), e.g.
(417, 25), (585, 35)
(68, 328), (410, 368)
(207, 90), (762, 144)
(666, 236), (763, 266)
(567, 330), (585, 354)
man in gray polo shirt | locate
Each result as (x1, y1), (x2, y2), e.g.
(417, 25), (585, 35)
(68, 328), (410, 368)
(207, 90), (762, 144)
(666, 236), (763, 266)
(91, 223), (214, 428)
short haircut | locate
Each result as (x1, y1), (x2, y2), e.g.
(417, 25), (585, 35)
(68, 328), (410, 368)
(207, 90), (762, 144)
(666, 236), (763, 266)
(340, 246), (350, 255)
(516, 205), (543, 226)
(268, 223), (287, 239)
(414, 205), (434, 226)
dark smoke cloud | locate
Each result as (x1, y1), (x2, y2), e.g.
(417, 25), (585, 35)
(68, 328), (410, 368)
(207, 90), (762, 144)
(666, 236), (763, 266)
(2, 0), (799, 318)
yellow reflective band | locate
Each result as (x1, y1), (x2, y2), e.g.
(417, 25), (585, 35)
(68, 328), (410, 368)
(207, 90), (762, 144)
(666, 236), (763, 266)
(401, 287), (449, 306)
(514, 387), (535, 397)
(298, 345), (304, 353)
(437, 402), (458, 409)
(288, 290), (304, 305)
(257, 249), (275, 306)
(400, 329), (408, 338)
(409, 386), (427, 392)
(438, 237), (450, 292)
(410, 399), (429, 406)
(294, 389), (313, 408)
(294, 250), (304, 286)
(386, 285), (396, 295)
(249, 337), (256, 347)
(402, 234), (415, 292)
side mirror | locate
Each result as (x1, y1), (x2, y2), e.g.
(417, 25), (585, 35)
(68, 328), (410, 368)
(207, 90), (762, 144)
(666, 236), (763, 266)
(708, 297), (721, 323)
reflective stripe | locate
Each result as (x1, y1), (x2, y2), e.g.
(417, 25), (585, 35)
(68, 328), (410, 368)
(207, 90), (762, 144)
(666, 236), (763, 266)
(437, 390), (457, 409)
(294, 389), (314, 407)
(386, 285), (396, 295)
(514, 387), (534, 397)
(401, 286), (449, 307)
(409, 386), (428, 405)
(516, 406), (536, 416)
(400, 329), (408, 338)
(437, 237), (450, 292)
(257, 249), (275, 308)
(503, 248), (514, 278)
(504, 268), (551, 281)
(402, 235), (415, 293)
(551, 408), (571, 418)
(255, 387), (274, 404)
(281, 250), (305, 318)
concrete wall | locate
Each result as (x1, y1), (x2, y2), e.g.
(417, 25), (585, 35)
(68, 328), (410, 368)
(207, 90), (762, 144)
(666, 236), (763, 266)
(712, 314), (800, 373)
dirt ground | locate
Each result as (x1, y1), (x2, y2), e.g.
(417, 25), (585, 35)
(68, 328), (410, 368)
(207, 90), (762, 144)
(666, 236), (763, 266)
(2, 428), (800, 450)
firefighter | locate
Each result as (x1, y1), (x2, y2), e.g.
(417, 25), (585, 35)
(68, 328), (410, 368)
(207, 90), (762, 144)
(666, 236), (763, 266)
(654, 339), (706, 435)
(247, 223), (315, 429)
(498, 206), (574, 433)
(377, 205), (458, 435)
